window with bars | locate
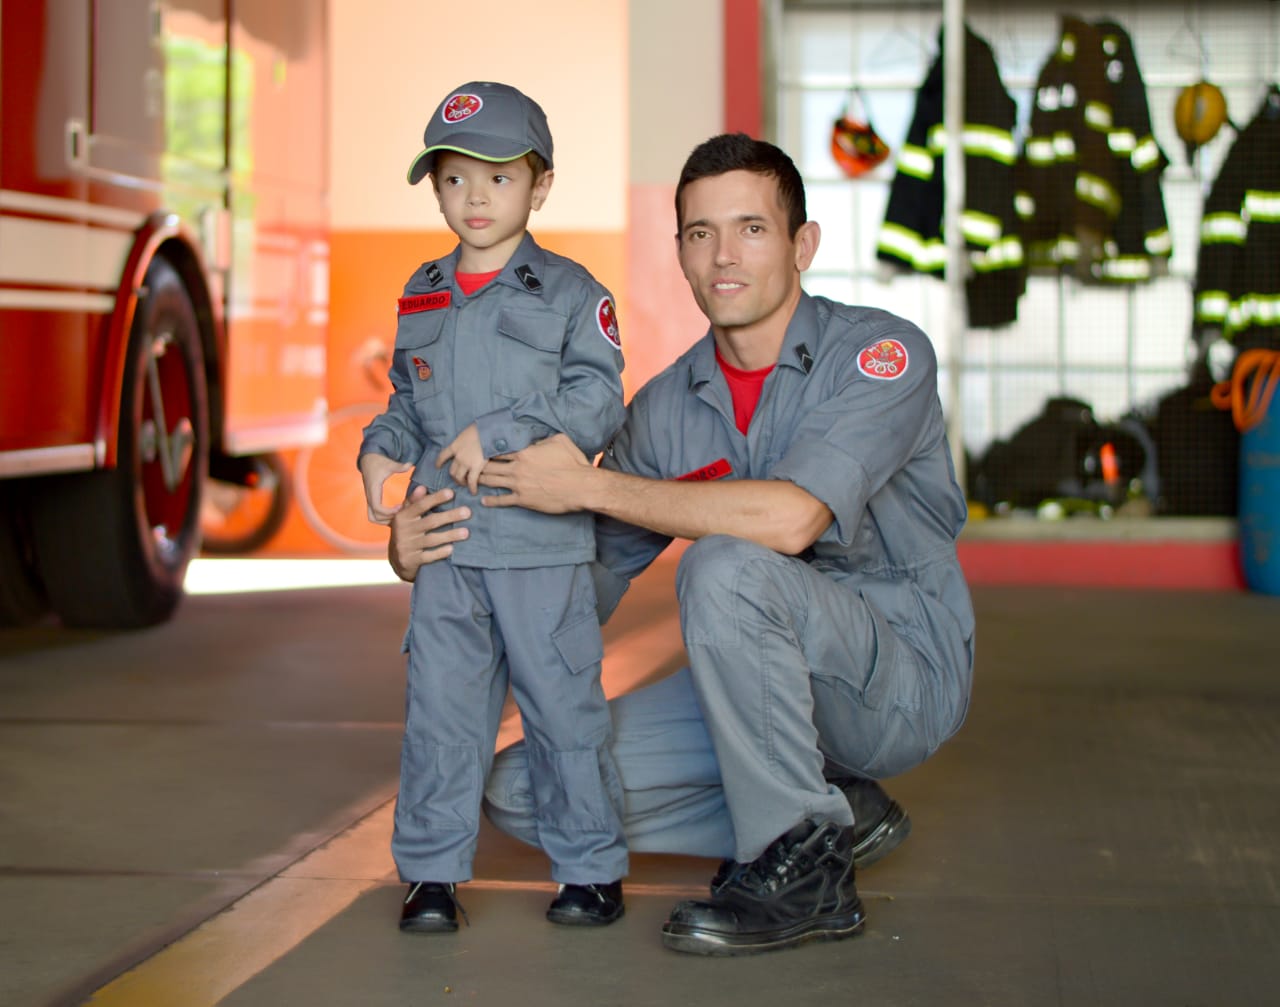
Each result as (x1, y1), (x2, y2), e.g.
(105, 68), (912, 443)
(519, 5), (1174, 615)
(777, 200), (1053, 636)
(771, 0), (1277, 515)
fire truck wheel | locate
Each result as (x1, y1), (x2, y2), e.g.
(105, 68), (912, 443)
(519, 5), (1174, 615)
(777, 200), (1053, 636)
(0, 482), (50, 626)
(31, 257), (209, 628)
(200, 451), (291, 554)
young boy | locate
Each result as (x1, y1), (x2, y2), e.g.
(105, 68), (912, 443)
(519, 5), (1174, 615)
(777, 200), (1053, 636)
(358, 81), (628, 933)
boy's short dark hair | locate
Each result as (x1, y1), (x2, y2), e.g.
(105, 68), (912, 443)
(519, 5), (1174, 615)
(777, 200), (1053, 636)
(523, 151), (548, 178)
(675, 133), (808, 239)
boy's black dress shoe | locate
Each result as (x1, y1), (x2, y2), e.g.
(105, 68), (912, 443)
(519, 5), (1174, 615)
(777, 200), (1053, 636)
(664, 819), (864, 956)
(399, 882), (467, 933)
(546, 881), (625, 926)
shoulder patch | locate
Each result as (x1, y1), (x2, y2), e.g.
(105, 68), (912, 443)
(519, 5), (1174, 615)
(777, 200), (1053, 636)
(515, 264), (542, 291)
(857, 338), (908, 380)
(596, 296), (621, 349)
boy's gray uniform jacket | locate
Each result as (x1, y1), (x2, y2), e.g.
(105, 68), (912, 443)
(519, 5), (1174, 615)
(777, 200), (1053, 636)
(360, 232), (625, 568)
(594, 293), (975, 714)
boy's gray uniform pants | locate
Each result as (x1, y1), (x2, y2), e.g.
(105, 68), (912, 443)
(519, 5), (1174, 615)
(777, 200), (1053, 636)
(394, 562), (627, 884)
(485, 535), (968, 863)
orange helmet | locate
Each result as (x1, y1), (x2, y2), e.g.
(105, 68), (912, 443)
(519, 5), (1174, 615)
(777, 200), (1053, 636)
(831, 95), (890, 178)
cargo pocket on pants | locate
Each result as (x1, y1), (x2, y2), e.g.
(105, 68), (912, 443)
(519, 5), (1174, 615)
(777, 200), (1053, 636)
(552, 611), (604, 676)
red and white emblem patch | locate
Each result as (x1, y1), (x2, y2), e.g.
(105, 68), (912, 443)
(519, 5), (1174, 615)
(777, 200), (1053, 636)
(596, 296), (621, 349)
(857, 339), (908, 380)
(442, 93), (483, 124)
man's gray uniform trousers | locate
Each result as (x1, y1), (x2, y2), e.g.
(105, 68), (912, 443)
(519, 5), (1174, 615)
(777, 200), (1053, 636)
(486, 534), (965, 863)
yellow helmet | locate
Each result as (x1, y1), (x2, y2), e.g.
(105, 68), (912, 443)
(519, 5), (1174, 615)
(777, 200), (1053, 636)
(1174, 81), (1229, 153)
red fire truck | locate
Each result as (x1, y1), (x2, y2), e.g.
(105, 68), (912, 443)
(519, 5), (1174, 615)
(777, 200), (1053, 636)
(0, 0), (329, 628)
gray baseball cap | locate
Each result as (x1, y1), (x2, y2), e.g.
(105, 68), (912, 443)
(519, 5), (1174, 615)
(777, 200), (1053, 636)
(407, 81), (554, 185)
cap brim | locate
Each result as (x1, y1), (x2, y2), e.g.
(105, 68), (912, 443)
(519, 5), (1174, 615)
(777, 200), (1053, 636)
(406, 136), (539, 185)
(407, 150), (434, 185)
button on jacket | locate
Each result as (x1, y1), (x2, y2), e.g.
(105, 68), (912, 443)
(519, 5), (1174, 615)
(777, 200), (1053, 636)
(360, 232), (626, 568)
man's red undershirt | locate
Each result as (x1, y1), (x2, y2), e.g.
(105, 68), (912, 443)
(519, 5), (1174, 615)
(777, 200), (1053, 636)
(716, 348), (775, 434)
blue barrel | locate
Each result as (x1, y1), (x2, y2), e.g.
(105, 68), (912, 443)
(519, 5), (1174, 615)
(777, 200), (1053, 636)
(1240, 393), (1280, 594)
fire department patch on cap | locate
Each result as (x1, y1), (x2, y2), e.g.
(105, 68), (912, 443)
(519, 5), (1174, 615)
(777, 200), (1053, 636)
(443, 93), (483, 123)
(857, 338), (908, 380)
(596, 296), (621, 349)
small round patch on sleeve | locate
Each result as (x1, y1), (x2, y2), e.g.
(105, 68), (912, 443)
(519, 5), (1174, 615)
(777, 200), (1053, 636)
(857, 338), (909, 380)
(597, 296), (622, 349)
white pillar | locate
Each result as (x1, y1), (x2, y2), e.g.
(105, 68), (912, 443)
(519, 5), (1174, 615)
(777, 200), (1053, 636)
(942, 0), (967, 488)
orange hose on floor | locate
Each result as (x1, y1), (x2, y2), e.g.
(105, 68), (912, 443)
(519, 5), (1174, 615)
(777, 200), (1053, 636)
(1210, 348), (1280, 432)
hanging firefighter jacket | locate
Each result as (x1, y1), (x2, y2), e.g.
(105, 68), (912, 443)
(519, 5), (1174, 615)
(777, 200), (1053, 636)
(1193, 88), (1280, 353)
(875, 23), (1024, 329)
(1094, 19), (1172, 282)
(1017, 16), (1171, 283)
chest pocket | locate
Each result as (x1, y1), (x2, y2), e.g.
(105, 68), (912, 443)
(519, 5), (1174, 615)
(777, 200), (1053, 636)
(493, 307), (565, 399)
(394, 307), (448, 404)
(394, 305), (450, 441)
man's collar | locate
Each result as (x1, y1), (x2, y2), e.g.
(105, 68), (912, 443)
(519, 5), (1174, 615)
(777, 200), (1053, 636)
(686, 291), (817, 387)
(777, 292), (819, 372)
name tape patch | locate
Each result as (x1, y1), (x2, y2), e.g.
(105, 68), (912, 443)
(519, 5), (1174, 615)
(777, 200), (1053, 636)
(676, 458), (733, 482)
(399, 291), (451, 315)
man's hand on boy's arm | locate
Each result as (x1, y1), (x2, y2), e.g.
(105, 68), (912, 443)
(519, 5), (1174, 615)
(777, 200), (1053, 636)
(359, 452), (415, 524)
(478, 434), (833, 555)
(436, 423), (486, 494)
(388, 485), (472, 582)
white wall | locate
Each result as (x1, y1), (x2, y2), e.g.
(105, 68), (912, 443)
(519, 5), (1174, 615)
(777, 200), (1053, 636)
(629, 0), (724, 185)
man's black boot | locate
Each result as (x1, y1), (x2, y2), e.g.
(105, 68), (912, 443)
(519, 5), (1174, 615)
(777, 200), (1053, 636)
(709, 777), (911, 894)
(832, 775), (912, 868)
(399, 882), (468, 933)
(546, 881), (625, 926)
(663, 819), (865, 955)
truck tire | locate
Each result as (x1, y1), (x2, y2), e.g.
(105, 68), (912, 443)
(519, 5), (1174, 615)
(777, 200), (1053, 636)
(0, 482), (49, 626)
(31, 257), (209, 628)
(200, 451), (291, 555)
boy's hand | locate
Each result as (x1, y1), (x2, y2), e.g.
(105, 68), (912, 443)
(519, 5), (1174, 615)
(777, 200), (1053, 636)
(358, 452), (414, 524)
(436, 423), (486, 494)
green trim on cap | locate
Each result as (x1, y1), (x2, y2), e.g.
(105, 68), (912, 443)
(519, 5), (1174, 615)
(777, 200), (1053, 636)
(407, 145), (536, 185)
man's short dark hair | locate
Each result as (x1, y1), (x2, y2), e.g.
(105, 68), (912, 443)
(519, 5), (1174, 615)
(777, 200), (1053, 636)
(675, 133), (808, 239)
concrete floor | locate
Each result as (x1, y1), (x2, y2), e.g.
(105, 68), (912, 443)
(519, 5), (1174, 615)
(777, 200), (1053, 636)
(2, 555), (1279, 1006)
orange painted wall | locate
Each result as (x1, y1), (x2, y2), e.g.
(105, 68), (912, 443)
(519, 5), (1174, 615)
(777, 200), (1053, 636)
(625, 184), (709, 387)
